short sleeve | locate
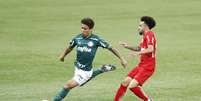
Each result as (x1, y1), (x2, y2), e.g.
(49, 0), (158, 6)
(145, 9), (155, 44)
(98, 37), (111, 49)
(69, 38), (77, 48)
(145, 33), (154, 45)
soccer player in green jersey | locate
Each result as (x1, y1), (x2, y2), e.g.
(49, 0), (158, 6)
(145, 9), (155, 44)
(53, 17), (127, 101)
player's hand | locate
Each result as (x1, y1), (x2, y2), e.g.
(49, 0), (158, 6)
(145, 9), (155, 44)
(119, 41), (128, 48)
(120, 58), (128, 68)
(59, 56), (65, 62)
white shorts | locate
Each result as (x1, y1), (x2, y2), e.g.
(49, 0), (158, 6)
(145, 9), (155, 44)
(72, 67), (93, 86)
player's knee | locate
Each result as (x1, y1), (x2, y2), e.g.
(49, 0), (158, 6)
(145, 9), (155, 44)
(65, 81), (78, 89)
(121, 77), (132, 87)
(121, 82), (127, 87)
(121, 81), (129, 87)
(128, 79), (139, 89)
(66, 83), (74, 89)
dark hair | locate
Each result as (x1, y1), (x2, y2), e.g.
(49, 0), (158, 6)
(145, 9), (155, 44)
(81, 17), (95, 29)
(141, 16), (156, 29)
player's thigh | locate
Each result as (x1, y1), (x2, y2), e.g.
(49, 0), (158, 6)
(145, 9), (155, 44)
(127, 66), (139, 78)
(134, 68), (154, 86)
(121, 76), (132, 87)
(72, 68), (92, 86)
(128, 79), (139, 88)
(64, 79), (79, 89)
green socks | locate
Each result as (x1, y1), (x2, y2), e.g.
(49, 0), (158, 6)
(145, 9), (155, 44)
(53, 69), (104, 100)
(91, 68), (103, 79)
(53, 87), (70, 101)
(80, 69), (103, 86)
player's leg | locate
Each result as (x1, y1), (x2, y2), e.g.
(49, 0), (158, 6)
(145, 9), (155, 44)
(128, 79), (139, 88)
(114, 66), (139, 101)
(129, 79), (149, 101)
(53, 79), (79, 101)
(80, 64), (116, 86)
(92, 64), (116, 78)
(129, 69), (154, 101)
(130, 86), (150, 101)
(114, 76), (132, 101)
(53, 67), (91, 101)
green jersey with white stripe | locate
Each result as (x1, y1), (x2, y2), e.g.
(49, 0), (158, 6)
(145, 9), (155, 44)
(69, 33), (111, 71)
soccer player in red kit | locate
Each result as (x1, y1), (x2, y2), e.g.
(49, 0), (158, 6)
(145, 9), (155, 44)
(114, 16), (156, 101)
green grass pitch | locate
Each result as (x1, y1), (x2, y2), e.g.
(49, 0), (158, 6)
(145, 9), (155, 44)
(1, 0), (201, 101)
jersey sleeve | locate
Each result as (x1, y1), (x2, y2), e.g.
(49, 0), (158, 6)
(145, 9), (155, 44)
(69, 38), (77, 48)
(145, 33), (154, 45)
(98, 37), (111, 49)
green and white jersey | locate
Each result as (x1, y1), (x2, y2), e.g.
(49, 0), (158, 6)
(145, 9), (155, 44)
(69, 33), (111, 71)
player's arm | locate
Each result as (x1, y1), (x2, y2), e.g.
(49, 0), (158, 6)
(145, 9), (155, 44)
(130, 45), (153, 56)
(108, 47), (127, 68)
(98, 37), (127, 68)
(59, 47), (74, 62)
(59, 38), (77, 62)
(139, 45), (153, 54)
(119, 42), (141, 51)
(132, 33), (154, 56)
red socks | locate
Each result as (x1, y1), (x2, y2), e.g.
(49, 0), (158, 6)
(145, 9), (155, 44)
(114, 84), (127, 101)
(130, 86), (149, 101)
(114, 85), (149, 101)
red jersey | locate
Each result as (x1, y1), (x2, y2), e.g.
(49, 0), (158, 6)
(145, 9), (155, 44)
(139, 31), (156, 69)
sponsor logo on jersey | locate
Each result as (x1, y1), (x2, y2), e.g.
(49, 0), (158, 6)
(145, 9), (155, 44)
(77, 46), (92, 52)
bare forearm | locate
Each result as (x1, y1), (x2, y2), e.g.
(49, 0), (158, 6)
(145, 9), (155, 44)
(60, 47), (73, 58)
(125, 45), (141, 51)
(108, 47), (127, 68)
(108, 47), (123, 60)
(139, 45), (153, 55)
(139, 49), (152, 55)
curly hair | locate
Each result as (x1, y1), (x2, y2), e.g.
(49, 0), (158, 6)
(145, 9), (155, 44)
(141, 16), (156, 29)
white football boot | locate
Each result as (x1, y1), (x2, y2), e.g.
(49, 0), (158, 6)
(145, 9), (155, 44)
(100, 64), (116, 72)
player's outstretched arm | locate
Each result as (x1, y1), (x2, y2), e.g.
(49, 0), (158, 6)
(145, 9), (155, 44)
(108, 47), (127, 68)
(119, 41), (141, 51)
(59, 47), (73, 62)
(138, 45), (153, 55)
(130, 45), (154, 56)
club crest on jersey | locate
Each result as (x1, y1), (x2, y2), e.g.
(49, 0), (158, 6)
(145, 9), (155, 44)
(88, 41), (94, 47)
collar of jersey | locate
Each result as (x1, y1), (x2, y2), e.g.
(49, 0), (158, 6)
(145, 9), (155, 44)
(82, 33), (93, 39)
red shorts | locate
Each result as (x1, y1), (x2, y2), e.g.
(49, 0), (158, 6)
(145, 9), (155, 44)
(127, 65), (155, 86)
